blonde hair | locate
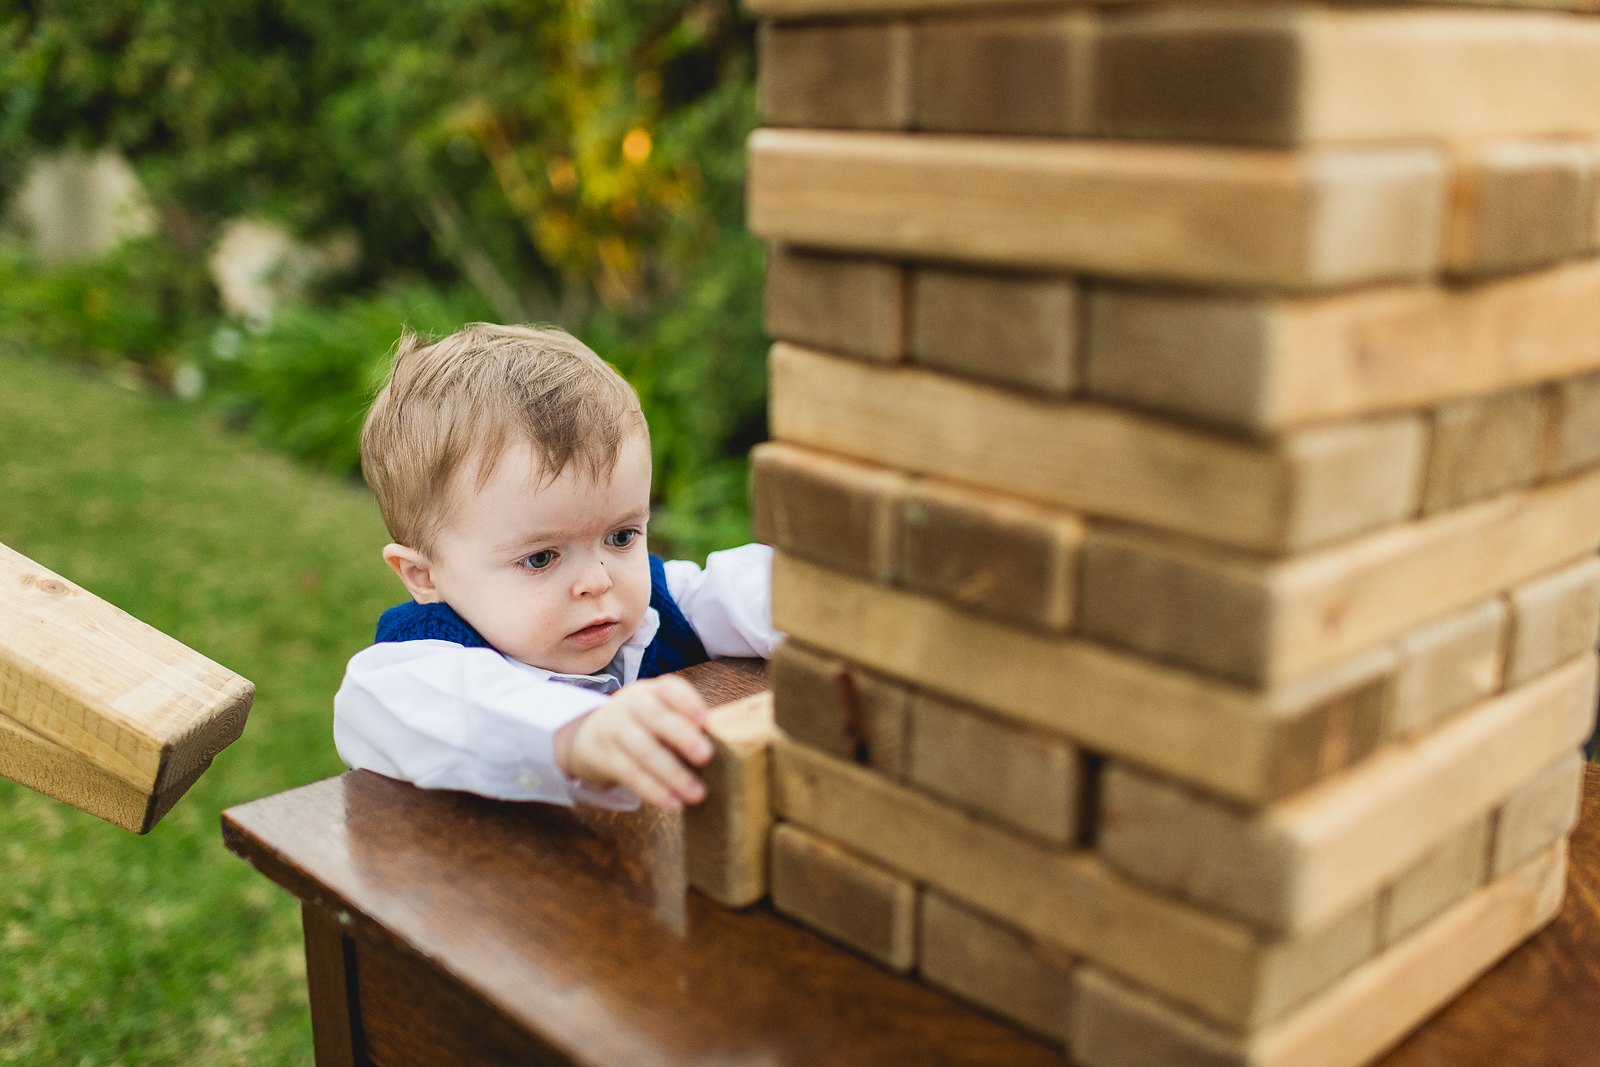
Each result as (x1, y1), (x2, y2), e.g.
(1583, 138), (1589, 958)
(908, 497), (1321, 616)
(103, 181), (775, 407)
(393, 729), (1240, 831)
(361, 323), (646, 556)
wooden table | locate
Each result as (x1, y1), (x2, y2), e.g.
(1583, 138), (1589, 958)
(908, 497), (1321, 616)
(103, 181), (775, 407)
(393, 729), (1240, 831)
(223, 660), (1600, 1066)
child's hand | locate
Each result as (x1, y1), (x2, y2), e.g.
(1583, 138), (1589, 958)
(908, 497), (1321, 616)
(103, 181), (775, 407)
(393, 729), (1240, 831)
(553, 676), (713, 812)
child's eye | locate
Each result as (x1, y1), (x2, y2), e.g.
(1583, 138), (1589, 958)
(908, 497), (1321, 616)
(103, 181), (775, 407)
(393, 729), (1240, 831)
(606, 528), (640, 549)
(518, 549), (557, 571)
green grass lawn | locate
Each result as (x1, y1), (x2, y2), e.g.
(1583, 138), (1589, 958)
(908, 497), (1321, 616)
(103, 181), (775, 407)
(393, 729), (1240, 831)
(0, 353), (399, 1066)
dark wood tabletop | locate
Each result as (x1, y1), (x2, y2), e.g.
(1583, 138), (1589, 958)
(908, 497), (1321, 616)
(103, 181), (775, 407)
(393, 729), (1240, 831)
(222, 659), (1600, 1066)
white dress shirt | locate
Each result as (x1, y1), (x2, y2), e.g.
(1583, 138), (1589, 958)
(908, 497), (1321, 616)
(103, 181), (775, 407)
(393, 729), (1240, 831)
(334, 543), (779, 808)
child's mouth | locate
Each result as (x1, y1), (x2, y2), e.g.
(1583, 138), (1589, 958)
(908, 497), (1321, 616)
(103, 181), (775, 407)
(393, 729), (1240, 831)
(567, 619), (619, 649)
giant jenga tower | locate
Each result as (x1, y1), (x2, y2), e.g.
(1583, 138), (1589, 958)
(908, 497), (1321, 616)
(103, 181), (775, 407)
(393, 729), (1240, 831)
(739, 2), (1600, 1063)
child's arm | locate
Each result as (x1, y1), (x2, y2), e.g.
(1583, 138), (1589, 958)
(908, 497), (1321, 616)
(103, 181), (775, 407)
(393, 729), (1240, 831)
(334, 640), (639, 808)
(663, 542), (782, 658)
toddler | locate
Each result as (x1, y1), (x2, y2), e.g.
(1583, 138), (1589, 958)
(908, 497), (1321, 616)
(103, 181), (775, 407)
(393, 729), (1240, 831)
(334, 324), (778, 812)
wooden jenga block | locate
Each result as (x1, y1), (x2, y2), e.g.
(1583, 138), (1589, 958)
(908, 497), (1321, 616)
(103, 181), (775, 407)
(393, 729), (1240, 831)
(1422, 388), (1548, 514)
(1492, 750), (1585, 875)
(1445, 140), (1594, 278)
(1388, 598), (1506, 740)
(772, 343), (1426, 554)
(1506, 556), (1600, 686)
(918, 890), (1076, 1047)
(748, 130), (1448, 291)
(1076, 467), (1600, 686)
(757, 21), (911, 130)
(751, 441), (904, 583)
(912, 11), (1094, 137)
(0, 713), (209, 834)
(1084, 259), (1600, 433)
(907, 266), (1078, 395)
(1378, 816), (1490, 946)
(775, 552), (1400, 806)
(907, 692), (1078, 845)
(1072, 844), (1565, 1067)
(900, 479), (1082, 630)
(0, 541), (253, 802)
(770, 640), (908, 777)
(769, 823), (917, 971)
(1547, 370), (1600, 478)
(764, 247), (904, 362)
(1096, 654), (1594, 934)
(775, 736), (1390, 1029)
(1093, 8), (1600, 146)
(684, 693), (776, 908)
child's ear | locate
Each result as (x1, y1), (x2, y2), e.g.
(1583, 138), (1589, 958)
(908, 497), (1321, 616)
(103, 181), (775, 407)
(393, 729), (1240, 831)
(383, 543), (441, 604)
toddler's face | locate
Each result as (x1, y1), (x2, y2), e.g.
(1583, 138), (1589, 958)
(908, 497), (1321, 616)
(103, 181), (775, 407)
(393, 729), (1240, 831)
(422, 433), (653, 675)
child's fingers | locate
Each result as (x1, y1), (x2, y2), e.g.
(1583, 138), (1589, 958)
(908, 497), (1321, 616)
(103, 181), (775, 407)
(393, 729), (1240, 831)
(644, 675), (709, 726)
(640, 701), (714, 767)
(617, 723), (706, 808)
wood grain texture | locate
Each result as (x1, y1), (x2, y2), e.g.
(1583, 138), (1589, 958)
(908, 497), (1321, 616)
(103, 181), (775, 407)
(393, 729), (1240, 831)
(1077, 467), (1600, 687)
(772, 343), (1424, 555)
(683, 693), (775, 908)
(1444, 139), (1595, 278)
(1097, 654), (1596, 934)
(751, 441), (906, 584)
(1388, 598), (1506, 741)
(748, 129), (1447, 291)
(770, 822), (918, 971)
(0, 540), (253, 795)
(302, 905), (363, 1067)
(1094, 7), (1600, 145)
(906, 691), (1079, 845)
(1505, 556), (1600, 687)
(777, 737), (1388, 1030)
(764, 246), (905, 361)
(757, 21), (911, 130)
(770, 640), (909, 778)
(773, 551), (1398, 806)
(1422, 388), (1548, 514)
(1084, 258), (1600, 434)
(1074, 844), (1566, 1067)
(899, 477), (1083, 631)
(0, 712), (208, 833)
(912, 10), (1094, 137)
(908, 266), (1079, 395)
(918, 890), (1076, 1048)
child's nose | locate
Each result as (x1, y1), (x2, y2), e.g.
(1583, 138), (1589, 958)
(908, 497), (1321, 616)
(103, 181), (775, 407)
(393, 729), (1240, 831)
(572, 554), (613, 597)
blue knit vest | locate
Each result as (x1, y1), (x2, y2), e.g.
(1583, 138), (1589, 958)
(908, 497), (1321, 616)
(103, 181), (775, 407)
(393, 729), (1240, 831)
(373, 553), (710, 678)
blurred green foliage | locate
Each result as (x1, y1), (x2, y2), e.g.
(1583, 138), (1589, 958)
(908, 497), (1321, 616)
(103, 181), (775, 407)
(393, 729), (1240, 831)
(0, 0), (767, 559)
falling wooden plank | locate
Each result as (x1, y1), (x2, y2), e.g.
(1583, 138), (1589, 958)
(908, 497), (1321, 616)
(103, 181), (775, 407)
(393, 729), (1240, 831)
(771, 343), (1425, 555)
(683, 693), (777, 908)
(1084, 258), (1600, 433)
(1094, 8), (1600, 145)
(0, 541), (253, 809)
(748, 129), (1448, 291)
(0, 714), (210, 834)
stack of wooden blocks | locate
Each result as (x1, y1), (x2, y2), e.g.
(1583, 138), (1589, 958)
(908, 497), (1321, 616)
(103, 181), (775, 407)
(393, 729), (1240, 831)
(733, 1), (1600, 1063)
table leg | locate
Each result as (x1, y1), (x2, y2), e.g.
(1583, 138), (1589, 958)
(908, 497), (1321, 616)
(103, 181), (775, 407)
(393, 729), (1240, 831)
(302, 903), (365, 1067)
